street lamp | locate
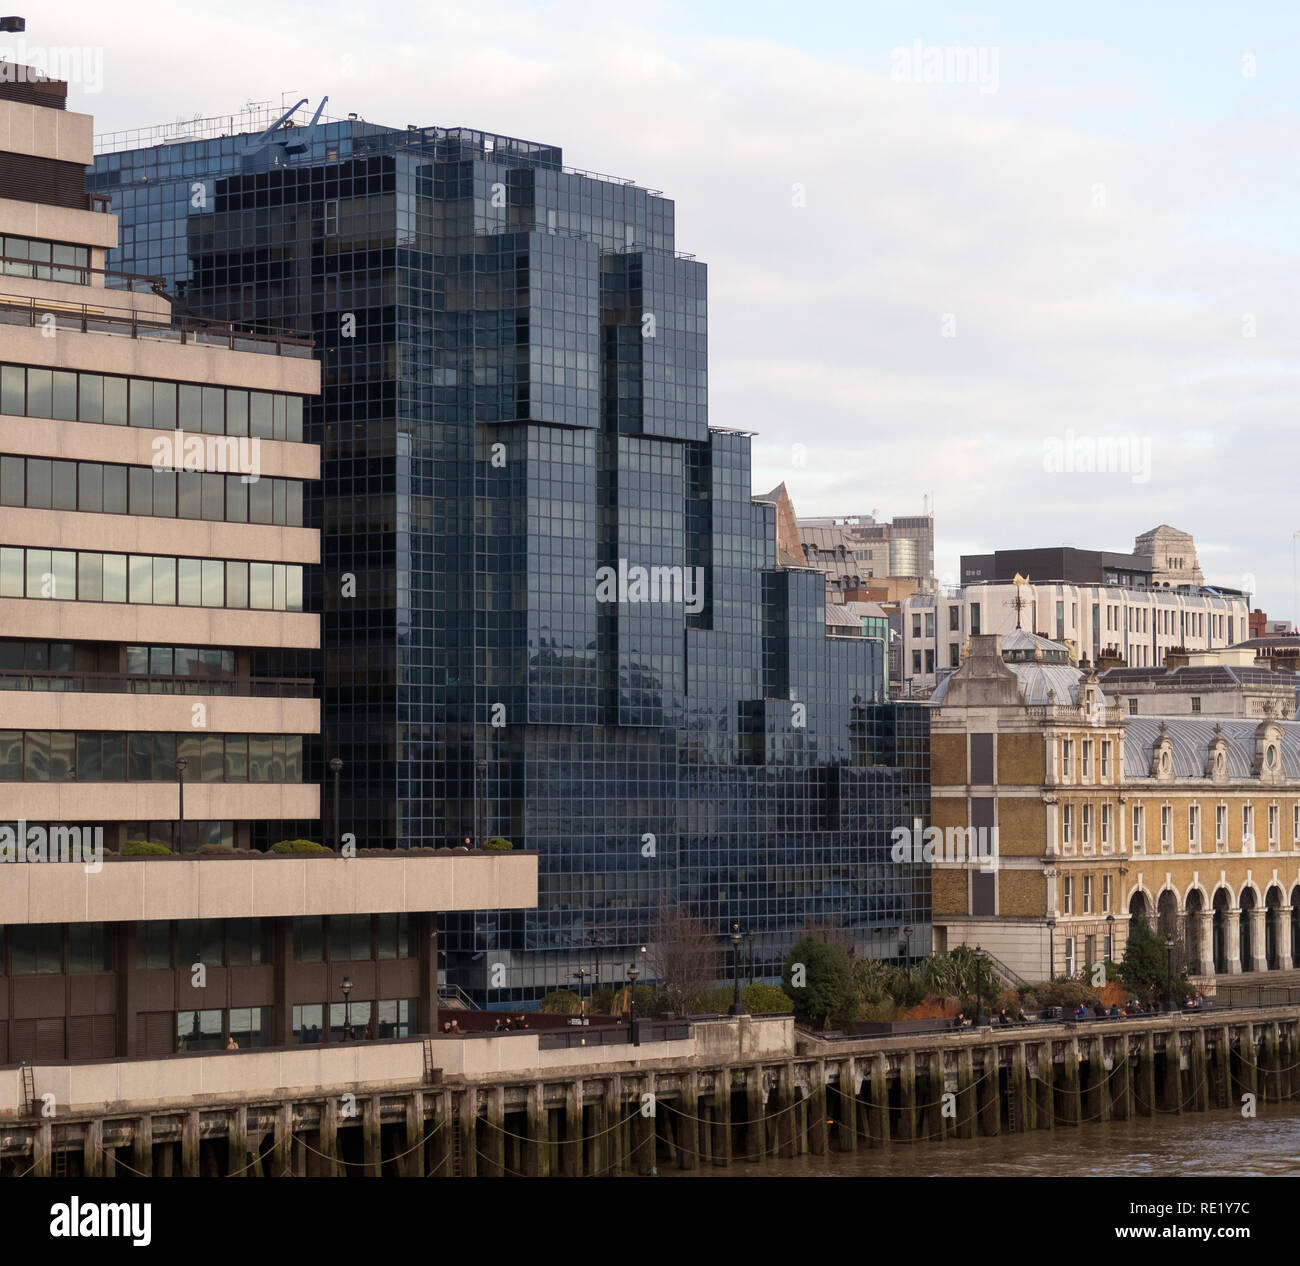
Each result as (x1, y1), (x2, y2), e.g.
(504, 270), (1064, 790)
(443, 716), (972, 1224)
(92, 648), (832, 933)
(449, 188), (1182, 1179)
(627, 961), (640, 1045)
(974, 945), (987, 1026)
(1164, 935), (1175, 1011)
(729, 924), (746, 1015)
(901, 925), (913, 971)
(328, 756), (343, 851)
(1046, 917), (1057, 982)
(1106, 913), (1115, 965)
(174, 756), (188, 852)
(572, 968), (588, 1017)
(340, 975), (353, 1040)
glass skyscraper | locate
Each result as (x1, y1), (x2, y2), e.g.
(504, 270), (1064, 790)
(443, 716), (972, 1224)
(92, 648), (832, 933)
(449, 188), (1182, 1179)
(90, 113), (930, 1003)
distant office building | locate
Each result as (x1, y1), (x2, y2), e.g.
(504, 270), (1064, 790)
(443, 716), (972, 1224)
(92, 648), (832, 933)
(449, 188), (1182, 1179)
(902, 579), (1249, 696)
(1101, 646), (1300, 720)
(1250, 609), (1293, 639)
(964, 525), (1217, 594)
(961, 546), (1150, 589)
(798, 508), (935, 603)
(1134, 524), (1204, 588)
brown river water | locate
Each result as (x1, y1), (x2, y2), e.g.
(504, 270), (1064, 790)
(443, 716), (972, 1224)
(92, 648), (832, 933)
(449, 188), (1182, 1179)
(665, 1102), (1300, 1178)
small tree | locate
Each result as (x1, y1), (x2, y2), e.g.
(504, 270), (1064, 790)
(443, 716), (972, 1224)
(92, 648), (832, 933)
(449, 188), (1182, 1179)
(782, 935), (858, 1029)
(646, 904), (722, 1015)
(1121, 917), (1189, 1006)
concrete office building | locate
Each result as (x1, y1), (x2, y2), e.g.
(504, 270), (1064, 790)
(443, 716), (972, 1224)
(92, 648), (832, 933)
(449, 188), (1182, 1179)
(902, 579), (1249, 697)
(798, 508), (935, 603)
(0, 65), (535, 1063)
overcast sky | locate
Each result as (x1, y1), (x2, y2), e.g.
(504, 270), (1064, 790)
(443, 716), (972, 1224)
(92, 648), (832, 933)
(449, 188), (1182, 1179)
(24, 1), (1300, 622)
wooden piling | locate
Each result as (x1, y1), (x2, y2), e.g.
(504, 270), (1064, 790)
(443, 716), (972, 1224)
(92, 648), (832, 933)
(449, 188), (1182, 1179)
(182, 1109), (200, 1178)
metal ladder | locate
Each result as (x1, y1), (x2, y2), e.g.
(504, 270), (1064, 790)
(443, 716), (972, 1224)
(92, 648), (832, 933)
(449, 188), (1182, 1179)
(19, 1063), (35, 1116)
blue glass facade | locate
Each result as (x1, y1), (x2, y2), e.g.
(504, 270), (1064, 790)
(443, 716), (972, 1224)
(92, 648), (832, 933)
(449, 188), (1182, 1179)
(90, 120), (930, 1002)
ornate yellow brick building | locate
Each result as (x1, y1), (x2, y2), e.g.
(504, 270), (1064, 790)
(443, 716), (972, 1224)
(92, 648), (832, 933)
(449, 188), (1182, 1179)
(929, 633), (1300, 985)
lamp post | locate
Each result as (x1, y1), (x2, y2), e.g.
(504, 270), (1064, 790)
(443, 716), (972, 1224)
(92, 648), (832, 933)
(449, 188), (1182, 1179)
(1106, 913), (1115, 966)
(902, 925), (913, 971)
(340, 975), (353, 1040)
(174, 756), (188, 852)
(729, 924), (745, 1015)
(1047, 917), (1057, 982)
(974, 944), (987, 1026)
(328, 756), (343, 851)
(627, 962), (640, 1045)
(572, 968), (588, 1018)
(1164, 935), (1175, 1011)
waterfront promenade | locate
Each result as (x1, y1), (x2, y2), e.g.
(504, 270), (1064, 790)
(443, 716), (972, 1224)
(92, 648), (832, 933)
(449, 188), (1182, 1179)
(2, 1003), (1298, 1176)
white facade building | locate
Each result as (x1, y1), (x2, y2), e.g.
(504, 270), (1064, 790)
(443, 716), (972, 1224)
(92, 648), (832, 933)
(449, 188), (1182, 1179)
(902, 580), (1249, 696)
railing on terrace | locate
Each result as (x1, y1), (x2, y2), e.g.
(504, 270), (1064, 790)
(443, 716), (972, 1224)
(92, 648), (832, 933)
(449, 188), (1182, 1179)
(0, 291), (314, 357)
(437, 983), (480, 1011)
(537, 1020), (690, 1050)
(805, 995), (1300, 1041)
(1215, 984), (1300, 1008)
(0, 255), (167, 295)
(0, 670), (316, 698)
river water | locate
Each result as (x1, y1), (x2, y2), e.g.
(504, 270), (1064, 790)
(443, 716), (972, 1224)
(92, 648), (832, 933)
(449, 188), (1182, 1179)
(671, 1102), (1300, 1178)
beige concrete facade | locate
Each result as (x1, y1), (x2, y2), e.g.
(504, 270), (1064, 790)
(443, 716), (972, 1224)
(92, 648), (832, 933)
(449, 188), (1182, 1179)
(2, 781), (319, 826)
(0, 689), (317, 734)
(0, 505), (318, 564)
(0, 101), (93, 165)
(0, 323), (318, 395)
(0, 596), (319, 649)
(0, 197), (119, 249)
(0, 854), (538, 927)
(0, 416), (318, 480)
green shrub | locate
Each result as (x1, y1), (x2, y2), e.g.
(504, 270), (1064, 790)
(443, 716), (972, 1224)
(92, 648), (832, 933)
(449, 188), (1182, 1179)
(696, 986), (736, 1014)
(889, 970), (927, 1009)
(269, 839), (330, 855)
(742, 982), (794, 1014)
(1030, 978), (1102, 1009)
(481, 837), (514, 851)
(123, 839), (172, 856)
(539, 989), (582, 1015)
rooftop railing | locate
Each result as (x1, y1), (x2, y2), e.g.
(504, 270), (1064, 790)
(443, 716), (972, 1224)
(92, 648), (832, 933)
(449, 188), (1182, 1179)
(0, 290), (315, 357)
(0, 254), (167, 294)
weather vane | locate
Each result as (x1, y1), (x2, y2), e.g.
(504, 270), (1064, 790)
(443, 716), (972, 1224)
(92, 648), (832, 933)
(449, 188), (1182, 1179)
(1003, 573), (1031, 629)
